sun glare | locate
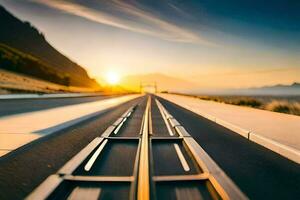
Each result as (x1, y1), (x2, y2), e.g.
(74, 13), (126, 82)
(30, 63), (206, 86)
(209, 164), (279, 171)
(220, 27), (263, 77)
(105, 71), (120, 85)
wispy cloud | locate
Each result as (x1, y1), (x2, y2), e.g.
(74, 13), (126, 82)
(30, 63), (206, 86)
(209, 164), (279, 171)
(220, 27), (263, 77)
(30, 0), (213, 45)
(167, 2), (193, 19)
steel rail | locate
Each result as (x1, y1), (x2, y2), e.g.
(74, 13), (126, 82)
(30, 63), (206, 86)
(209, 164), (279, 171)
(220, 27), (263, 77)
(137, 96), (151, 200)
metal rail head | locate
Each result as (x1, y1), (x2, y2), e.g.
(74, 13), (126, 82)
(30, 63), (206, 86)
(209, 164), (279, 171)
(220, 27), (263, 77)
(137, 96), (151, 200)
(183, 137), (248, 200)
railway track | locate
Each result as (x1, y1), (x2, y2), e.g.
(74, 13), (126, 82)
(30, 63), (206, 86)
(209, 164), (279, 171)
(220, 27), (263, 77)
(27, 95), (247, 200)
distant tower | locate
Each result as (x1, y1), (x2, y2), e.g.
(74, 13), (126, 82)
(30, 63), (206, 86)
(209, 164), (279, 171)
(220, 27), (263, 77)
(139, 81), (157, 93)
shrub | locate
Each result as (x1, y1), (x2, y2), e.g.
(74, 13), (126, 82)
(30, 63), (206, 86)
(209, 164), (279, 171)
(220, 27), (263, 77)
(233, 99), (262, 108)
(265, 100), (300, 116)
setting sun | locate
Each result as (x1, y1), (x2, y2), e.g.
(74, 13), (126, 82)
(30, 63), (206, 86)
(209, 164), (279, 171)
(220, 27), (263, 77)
(105, 71), (120, 85)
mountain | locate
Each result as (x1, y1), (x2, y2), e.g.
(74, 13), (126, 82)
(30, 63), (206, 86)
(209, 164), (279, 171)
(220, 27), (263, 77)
(120, 73), (198, 92)
(242, 82), (300, 95)
(190, 82), (300, 96)
(0, 5), (99, 88)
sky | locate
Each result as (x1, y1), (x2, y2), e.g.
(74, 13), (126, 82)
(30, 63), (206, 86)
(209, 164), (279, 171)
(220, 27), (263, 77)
(1, 0), (300, 90)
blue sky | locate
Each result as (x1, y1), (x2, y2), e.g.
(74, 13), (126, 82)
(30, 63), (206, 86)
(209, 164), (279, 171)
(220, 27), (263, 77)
(1, 0), (299, 89)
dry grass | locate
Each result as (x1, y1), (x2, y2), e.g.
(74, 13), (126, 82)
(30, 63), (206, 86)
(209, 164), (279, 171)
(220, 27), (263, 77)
(198, 96), (262, 108)
(172, 92), (300, 116)
(265, 100), (300, 115)
(0, 69), (98, 94)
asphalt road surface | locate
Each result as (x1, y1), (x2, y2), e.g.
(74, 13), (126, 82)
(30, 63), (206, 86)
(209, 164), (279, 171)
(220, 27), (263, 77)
(0, 96), (142, 199)
(0, 95), (299, 200)
(158, 96), (300, 200)
(0, 94), (118, 117)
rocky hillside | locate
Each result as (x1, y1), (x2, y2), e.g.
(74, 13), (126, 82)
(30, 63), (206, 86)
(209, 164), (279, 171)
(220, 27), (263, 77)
(0, 5), (99, 88)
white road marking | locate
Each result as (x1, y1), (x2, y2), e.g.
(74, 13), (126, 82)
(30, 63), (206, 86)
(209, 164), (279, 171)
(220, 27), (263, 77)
(174, 144), (190, 172)
(113, 118), (127, 134)
(84, 139), (108, 171)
